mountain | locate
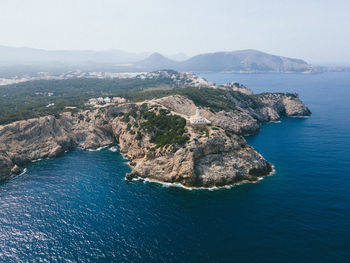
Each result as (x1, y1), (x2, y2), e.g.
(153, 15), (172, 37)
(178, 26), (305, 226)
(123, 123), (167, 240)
(134, 52), (178, 71)
(0, 45), (348, 74)
(178, 50), (311, 72)
(133, 49), (314, 73)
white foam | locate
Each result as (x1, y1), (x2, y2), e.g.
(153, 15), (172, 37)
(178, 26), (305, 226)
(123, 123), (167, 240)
(31, 158), (43, 163)
(87, 146), (108, 152)
(127, 169), (275, 191)
(18, 168), (27, 176)
(268, 120), (281, 123)
(109, 146), (118, 152)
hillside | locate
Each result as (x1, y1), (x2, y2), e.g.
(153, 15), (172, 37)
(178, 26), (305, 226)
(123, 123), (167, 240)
(135, 50), (312, 73)
(179, 50), (311, 72)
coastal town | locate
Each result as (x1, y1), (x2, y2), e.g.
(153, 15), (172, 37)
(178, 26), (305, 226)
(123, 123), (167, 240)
(0, 70), (141, 86)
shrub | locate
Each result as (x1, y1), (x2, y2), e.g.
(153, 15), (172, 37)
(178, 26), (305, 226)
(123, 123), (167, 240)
(135, 131), (142, 140)
(141, 109), (188, 148)
(194, 125), (209, 137)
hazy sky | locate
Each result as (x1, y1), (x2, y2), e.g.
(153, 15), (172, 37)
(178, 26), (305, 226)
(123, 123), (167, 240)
(0, 0), (349, 65)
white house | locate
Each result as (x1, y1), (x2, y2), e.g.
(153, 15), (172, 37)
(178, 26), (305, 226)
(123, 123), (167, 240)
(112, 97), (127, 104)
(104, 97), (111, 103)
(86, 98), (98, 105)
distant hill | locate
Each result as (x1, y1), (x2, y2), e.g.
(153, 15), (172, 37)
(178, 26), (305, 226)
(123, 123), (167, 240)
(0, 45), (348, 74)
(134, 53), (178, 71)
(179, 50), (311, 72)
(133, 49), (316, 73)
(135, 49), (314, 73)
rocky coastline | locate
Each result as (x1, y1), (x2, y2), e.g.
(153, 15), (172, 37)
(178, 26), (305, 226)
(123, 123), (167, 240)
(0, 76), (311, 188)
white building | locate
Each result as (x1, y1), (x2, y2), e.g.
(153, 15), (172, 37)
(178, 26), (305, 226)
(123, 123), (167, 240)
(112, 97), (127, 104)
(190, 107), (207, 124)
(104, 97), (111, 103)
(86, 98), (97, 105)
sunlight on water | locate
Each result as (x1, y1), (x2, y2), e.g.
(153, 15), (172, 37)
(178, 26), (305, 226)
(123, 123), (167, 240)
(1, 72), (350, 262)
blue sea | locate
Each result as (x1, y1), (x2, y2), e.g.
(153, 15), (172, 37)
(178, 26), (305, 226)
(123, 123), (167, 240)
(1, 72), (350, 262)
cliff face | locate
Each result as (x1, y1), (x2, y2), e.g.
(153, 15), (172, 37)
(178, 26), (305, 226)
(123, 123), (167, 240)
(0, 110), (115, 179)
(124, 128), (271, 187)
(154, 92), (310, 135)
(111, 92), (309, 187)
(0, 90), (310, 187)
(105, 104), (270, 187)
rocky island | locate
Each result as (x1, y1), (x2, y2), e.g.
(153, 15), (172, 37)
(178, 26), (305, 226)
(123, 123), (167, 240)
(0, 70), (311, 188)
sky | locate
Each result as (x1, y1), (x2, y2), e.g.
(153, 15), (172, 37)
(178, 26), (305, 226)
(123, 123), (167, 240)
(0, 0), (349, 65)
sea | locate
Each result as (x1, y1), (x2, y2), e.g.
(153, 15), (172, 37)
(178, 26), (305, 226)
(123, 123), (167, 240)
(0, 72), (349, 263)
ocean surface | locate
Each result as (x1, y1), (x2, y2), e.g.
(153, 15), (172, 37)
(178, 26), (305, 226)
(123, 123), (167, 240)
(1, 72), (350, 262)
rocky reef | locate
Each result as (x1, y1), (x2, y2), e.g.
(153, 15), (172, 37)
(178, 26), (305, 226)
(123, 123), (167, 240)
(0, 75), (311, 188)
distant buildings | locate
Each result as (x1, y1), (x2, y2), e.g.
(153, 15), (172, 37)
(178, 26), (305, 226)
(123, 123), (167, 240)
(103, 97), (111, 103)
(85, 96), (127, 107)
(112, 97), (127, 104)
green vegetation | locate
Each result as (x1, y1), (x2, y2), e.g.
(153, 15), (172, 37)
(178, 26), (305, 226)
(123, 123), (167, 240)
(140, 109), (188, 148)
(0, 74), (267, 125)
(135, 131), (142, 140)
(118, 104), (189, 148)
(193, 125), (209, 138)
(0, 77), (174, 124)
(124, 86), (264, 112)
(257, 92), (298, 99)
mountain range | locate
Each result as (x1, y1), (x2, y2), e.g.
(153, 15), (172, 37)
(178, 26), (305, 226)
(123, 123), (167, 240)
(135, 50), (312, 73)
(0, 46), (348, 74)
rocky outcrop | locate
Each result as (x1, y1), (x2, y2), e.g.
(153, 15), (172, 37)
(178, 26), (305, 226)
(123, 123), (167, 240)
(154, 92), (310, 136)
(0, 110), (115, 180)
(217, 82), (254, 95)
(110, 109), (271, 187)
(0, 76), (311, 188)
(110, 92), (309, 187)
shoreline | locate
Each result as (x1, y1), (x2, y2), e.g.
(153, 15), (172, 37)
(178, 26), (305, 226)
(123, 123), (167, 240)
(9, 142), (276, 191)
(128, 165), (276, 191)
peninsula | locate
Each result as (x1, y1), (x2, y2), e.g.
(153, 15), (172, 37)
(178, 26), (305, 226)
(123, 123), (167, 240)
(0, 70), (311, 188)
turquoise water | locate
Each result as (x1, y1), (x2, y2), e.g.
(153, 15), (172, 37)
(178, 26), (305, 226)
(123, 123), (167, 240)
(1, 73), (350, 262)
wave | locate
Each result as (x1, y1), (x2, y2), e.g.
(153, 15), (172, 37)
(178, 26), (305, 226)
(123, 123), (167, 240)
(18, 168), (27, 176)
(268, 120), (281, 123)
(128, 166), (275, 191)
(87, 146), (109, 152)
(109, 146), (118, 152)
(31, 158), (43, 163)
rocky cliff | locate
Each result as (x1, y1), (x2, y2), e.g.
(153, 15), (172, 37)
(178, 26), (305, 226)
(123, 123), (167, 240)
(0, 83), (310, 188)
(0, 110), (115, 179)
